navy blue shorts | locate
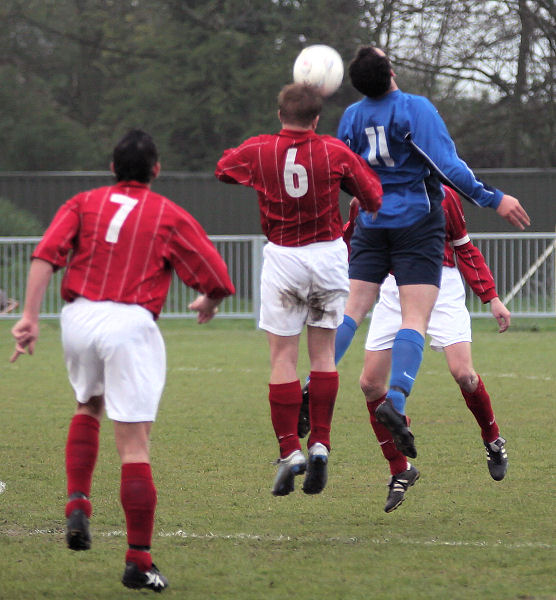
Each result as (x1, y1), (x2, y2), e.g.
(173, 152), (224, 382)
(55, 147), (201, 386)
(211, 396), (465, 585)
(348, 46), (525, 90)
(348, 204), (445, 287)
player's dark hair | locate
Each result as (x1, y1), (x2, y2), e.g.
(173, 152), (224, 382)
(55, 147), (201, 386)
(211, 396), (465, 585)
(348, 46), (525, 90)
(278, 83), (323, 127)
(112, 129), (158, 183)
(349, 46), (392, 98)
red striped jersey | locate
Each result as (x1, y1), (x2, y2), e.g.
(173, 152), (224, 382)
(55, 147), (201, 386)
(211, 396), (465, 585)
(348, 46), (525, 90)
(32, 181), (235, 317)
(215, 128), (382, 247)
(443, 186), (497, 303)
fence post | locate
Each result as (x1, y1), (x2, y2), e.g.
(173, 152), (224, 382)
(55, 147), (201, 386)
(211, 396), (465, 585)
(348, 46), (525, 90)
(251, 236), (264, 328)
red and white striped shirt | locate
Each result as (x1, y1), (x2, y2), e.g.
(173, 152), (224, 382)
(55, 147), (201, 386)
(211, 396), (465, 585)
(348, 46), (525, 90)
(443, 186), (497, 303)
(33, 181), (235, 317)
(215, 128), (382, 247)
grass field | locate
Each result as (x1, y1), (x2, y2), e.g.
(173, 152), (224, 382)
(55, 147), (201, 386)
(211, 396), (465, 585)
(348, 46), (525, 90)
(0, 317), (554, 599)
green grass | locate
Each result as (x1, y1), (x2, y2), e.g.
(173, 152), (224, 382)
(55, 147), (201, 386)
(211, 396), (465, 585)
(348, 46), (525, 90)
(0, 318), (554, 599)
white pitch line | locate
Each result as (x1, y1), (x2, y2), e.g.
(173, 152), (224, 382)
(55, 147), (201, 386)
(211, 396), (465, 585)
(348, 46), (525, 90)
(170, 366), (254, 373)
(16, 528), (552, 550)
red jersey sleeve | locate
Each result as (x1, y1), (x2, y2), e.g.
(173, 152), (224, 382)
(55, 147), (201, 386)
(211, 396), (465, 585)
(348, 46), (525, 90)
(33, 195), (82, 270)
(166, 211), (236, 300)
(443, 186), (497, 303)
(340, 151), (382, 214)
(214, 140), (256, 186)
(454, 242), (497, 303)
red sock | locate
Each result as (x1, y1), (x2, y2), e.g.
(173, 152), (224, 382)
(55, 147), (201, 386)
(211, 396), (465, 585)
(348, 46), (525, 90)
(269, 381), (302, 458)
(367, 395), (408, 476)
(125, 548), (152, 572)
(65, 414), (100, 518)
(120, 462), (156, 570)
(461, 375), (500, 443)
(307, 371), (339, 452)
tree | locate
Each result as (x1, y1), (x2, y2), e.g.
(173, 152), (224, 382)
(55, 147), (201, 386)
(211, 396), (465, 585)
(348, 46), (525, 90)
(0, 0), (553, 170)
(357, 0), (555, 167)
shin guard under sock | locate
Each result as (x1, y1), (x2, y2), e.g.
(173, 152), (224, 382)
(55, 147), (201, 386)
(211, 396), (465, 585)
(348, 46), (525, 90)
(387, 329), (425, 414)
(334, 315), (358, 364)
(367, 396), (408, 476)
(461, 375), (500, 443)
(120, 463), (157, 556)
(65, 414), (100, 518)
(307, 371), (339, 451)
(269, 381), (302, 458)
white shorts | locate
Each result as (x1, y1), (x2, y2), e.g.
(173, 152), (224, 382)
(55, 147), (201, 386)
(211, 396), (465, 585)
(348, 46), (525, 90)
(259, 239), (350, 336)
(365, 268), (472, 352)
(60, 298), (166, 422)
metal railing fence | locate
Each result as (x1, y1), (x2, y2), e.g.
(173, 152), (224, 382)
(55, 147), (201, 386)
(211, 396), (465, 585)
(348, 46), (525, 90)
(1, 233), (554, 321)
(464, 233), (555, 318)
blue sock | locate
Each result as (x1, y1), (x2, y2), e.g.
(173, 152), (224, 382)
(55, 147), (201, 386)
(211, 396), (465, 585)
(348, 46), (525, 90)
(387, 328), (425, 415)
(334, 315), (358, 364)
(386, 389), (407, 415)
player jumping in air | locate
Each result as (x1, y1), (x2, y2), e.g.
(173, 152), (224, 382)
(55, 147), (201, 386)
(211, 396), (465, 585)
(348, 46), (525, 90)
(300, 187), (511, 511)
(334, 46), (529, 459)
(361, 187), (510, 511)
(215, 83), (382, 497)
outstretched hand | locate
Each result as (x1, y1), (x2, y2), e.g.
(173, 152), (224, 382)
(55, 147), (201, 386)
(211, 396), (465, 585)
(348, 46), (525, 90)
(496, 195), (530, 230)
(489, 297), (511, 333)
(188, 294), (221, 324)
(10, 316), (39, 362)
(342, 197), (361, 247)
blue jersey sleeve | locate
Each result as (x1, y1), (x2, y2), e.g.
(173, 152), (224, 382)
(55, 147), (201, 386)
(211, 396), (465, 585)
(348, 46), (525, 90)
(337, 108), (354, 150)
(409, 97), (502, 209)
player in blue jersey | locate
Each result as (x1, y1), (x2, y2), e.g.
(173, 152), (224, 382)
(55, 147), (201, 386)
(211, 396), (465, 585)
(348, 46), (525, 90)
(332, 46), (529, 458)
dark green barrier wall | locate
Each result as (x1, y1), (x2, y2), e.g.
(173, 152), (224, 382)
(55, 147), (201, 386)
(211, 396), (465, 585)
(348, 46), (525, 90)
(462, 169), (555, 233)
(0, 169), (554, 234)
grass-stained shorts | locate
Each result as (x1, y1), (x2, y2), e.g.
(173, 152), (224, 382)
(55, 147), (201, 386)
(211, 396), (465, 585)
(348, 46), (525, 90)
(259, 238), (349, 336)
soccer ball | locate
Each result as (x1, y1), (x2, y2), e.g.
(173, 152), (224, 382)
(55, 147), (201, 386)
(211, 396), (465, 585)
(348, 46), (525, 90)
(293, 45), (344, 97)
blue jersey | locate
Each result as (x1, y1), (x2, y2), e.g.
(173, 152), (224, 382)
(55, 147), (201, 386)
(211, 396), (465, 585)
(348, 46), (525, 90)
(337, 89), (503, 228)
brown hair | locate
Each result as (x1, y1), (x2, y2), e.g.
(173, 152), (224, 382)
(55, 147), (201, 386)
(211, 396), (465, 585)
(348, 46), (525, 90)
(278, 83), (323, 127)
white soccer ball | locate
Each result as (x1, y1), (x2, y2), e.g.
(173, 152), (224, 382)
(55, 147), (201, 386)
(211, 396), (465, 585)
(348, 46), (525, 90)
(293, 45), (344, 97)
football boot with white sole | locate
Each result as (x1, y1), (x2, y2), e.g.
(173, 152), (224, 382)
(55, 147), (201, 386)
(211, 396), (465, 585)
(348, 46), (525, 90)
(302, 442), (329, 495)
(272, 450), (307, 496)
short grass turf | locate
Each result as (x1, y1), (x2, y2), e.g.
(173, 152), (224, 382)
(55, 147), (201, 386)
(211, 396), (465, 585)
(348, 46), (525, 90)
(0, 317), (554, 599)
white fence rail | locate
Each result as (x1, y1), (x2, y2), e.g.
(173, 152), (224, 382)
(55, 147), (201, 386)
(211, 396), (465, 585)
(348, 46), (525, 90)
(1, 234), (554, 321)
(464, 233), (555, 318)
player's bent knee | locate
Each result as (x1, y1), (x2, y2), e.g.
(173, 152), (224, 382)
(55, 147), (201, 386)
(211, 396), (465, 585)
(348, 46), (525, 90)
(452, 371), (478, 392)
(360, 373), (386, 400)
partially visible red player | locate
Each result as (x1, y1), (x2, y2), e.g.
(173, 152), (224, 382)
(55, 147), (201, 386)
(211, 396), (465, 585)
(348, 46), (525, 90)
(300, 186), (510, 512)
(361, 186), (510, 512)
